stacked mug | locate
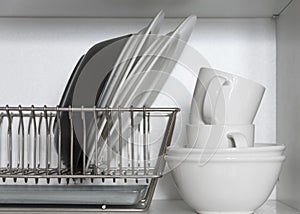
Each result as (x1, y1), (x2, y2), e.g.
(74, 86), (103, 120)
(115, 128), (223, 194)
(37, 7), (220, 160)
(165, 68), (286, 214)
(188, 67), (265, 150)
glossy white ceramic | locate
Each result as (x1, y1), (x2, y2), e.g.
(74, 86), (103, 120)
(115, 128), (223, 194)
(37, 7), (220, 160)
(167, 143), (285, 157)
(190, 67), (265, 125)
(118, 15), (197, 108)
(165, 155), (285, 214)
(86, 15), (197, 168)
(98, 10), (165, 108)
(84, 11), (165, 168)
(186, 123), (254, 148)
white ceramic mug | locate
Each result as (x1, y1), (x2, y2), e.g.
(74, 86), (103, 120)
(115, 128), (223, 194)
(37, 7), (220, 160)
(186, 123), (254, 148)
(190, 68), (265, 125)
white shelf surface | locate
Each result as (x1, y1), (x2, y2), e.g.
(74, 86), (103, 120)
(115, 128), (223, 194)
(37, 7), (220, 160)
(145, 200), (300, 214)
(0, 200), (298, 213)
(0, 0), (292, 18)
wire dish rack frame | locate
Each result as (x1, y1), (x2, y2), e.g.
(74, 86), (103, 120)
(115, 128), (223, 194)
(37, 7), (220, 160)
(0, 105), (179, 212)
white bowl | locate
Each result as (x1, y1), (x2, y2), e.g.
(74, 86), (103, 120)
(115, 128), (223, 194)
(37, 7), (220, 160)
(165, 155), (285, 214)
(167, 143), (285, 158)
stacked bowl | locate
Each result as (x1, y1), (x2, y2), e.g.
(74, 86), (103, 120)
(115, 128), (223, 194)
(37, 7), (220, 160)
(166, 68), (286, 214)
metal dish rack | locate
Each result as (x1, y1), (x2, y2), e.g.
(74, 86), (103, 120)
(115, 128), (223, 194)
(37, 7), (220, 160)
(0, 106), (179, 212)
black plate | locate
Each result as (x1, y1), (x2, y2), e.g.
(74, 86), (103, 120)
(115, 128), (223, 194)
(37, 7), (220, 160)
(55, 34), (131, 172)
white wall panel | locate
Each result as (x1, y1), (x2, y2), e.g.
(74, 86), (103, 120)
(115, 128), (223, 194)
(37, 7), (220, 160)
(0, 17), (276, 199)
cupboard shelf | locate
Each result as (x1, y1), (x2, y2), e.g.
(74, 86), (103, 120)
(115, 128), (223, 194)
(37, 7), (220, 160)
(0, 0), (292, 18)
(0, 200), (297, 213)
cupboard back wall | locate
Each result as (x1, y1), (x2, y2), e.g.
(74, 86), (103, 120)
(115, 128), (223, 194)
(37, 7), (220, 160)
(0, 17), (276, 199)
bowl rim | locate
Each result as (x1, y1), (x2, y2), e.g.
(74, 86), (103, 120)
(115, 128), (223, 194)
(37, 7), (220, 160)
(166, 152), (283, 158)
(167, 143), (285, 154)
(186, 123), (255, 128)
(165, 155), (286, 163)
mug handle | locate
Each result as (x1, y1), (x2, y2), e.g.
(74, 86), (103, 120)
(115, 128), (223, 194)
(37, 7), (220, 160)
(227, 132), (249, 148)
(202, 76), (231, 124)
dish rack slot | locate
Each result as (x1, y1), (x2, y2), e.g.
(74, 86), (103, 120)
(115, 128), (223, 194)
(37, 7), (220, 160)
(0, 105), (179, 211)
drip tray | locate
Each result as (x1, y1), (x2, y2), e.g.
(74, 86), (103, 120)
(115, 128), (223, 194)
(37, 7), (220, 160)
(0, 185), (147, 205)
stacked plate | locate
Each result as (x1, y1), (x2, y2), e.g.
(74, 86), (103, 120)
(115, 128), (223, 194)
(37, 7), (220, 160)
(56, 11), (197, 172)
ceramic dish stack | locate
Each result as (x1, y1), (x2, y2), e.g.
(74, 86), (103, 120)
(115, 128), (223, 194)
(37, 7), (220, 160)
(165, 68), (286, 213)
(57, 10), (197, 172)
(40, 11), (197, 210)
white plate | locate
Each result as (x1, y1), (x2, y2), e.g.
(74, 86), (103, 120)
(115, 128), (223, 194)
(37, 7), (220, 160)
(119, 15), (197, 108)
(83, 11), (165, 168)
(85, 15), (197, 169)
(97, 10), (165, 107)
